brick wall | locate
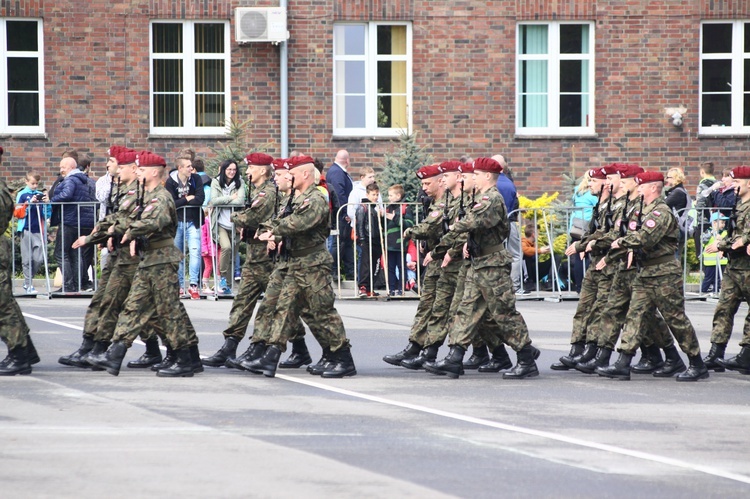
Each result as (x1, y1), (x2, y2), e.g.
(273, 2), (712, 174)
(1, 1), (749, 200)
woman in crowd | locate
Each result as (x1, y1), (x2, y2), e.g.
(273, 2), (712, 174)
(208, 159), (246, 294)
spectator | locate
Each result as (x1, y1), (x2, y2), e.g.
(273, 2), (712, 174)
(200, 215), (217, 294)
(192, 157), (212, 207)
(522, 225), (551, 291)
(45, 156), (96, 293)
(694, 161), (718, 257)
(209, 159), (246, 294)
(568, 172), (598, 292)
(95, 151), (120, 269)
(326, 149), (354, 280)
(492, 154), (522, 292)
(15, 171), (48, 293)
(356, 182), (383, 297)
(701, 212), (728, 294)
(348, 167), (382, 273)
(708, 167), (737, 218)
(76, 154), (97, 290)
(664, 167), (690, 254)
(166, 150), (205, 299)
(383, 184), (414, 295)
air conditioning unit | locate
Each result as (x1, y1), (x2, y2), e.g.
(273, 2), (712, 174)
(235, 7), (288, 43)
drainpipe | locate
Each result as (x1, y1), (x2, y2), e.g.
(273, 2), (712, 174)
(280, 0), (289, 157)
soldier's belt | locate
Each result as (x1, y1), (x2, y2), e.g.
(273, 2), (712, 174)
(641, 254), (674, 267)
(146, 238), (175, 250)
(288, 242), (327, 258)
(478, 243), (504, 257)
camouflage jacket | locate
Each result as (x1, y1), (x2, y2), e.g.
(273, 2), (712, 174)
(717, 198), (750, 270)
(432, 190), (469, 264)
(265, 184), (330, 257)
(588, 193), (627, 257)
(451, 186), (511, 269)
(0, 180), (13, 234)
(574, 194), (613, 253)
(409, 194), (448, 253)
(618, 197), (679, 277)
(232, 179), (276, 263)
(604, 194), (641, 268)
(124, 184), (181, 267)
(86, 179), (138, 245)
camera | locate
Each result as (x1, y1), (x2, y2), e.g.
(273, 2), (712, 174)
(671, 112), (683, 128)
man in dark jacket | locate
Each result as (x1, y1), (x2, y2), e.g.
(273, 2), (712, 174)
(165, 152), (205, 299)
(326, 149), (354, 280)
(46, 157), (96, 292)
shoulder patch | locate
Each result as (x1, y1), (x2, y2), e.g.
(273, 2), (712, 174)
(144, 205), (154, 213)
(438, 203), (446, 208)
(482, 196), (489, 201)
(251, 199), (260, 208)
(258, 192), (266, 197)
(151, 198), (158, 203)
(473, 203), (482, 209)
(628, 220), (637, 231)
(645, 219), (656, 228)
(121, 200), (130, 208)
(430, 210), (440, 217)
(303, 198), (310, 205)
(127, 190), (135, 195)
(652, 210), (661, 216)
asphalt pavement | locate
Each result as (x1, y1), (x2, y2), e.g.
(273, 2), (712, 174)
(2, 295), (749, 498)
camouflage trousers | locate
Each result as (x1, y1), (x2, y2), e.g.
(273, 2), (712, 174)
(451, 262), (504, 352)
(267, 251), (348, 353)
(222, 259), (273, 340)
(112, 261), (197, 350)
(423, 260), (462, 346)
(449, 262), (531, 352)
(570, 262), (614, 344)
(250, 263), (309, 346)
(597, 267), (673, 350)
(618, 272), (700, 356)
(0, 237), (30, 349)
(709, 268), (750, 347)
(408, 262), (441, 346)
(82, 251), (116, 338)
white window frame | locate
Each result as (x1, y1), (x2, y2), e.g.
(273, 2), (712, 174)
(515, 21), (595, 137)
(699, 20), (750, 136)
(149, 20), (231, 136)
(0, 18), (45, 135)
(332, 21), (412, 138)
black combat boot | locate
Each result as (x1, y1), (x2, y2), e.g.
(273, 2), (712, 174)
(279, 338), (313, 368)
(677, 355), (710, 382)
(307, 348), (333, 375)
(0, 345), (32, 376)
(653, 346), (686, 377)
(126, 337), (162, 368)
(425, 345), (466, 379)
(90, 341), (129, 376)
(202, 337), (239, 367)
(156, 348), (194, 377)
(226, 340), (263, 370)
(463, 344), (490, 370)
(597, 352), (633, 380)
(151, 344), (174, 371)
(478, 345), (513, 372)
(383, 341), (421, 366)
(243, 345), (282, 377)
(190, 345), (203, 373)
(569, 342), (596, 368)
(576, 347), (613, 374)
(321, 346), (357, 378)
(58, 336), (95, 367)
(717, 346), (750, 374)
(26, 336), (40, 365)
(81, 340), (111, 369)
(503, 344), (540, 379)
(631, 345), (664, 374)
(401, 343), (440, 370)
(550, 341), (584, 370)
(702, 342), (727, 372)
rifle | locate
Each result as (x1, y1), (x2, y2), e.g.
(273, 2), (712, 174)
(278, 176), (295, 261)
(726, 186), (740, 241)
(441, 190), (450, 234)
(618, 192), (630, 238)
(634, 195), (645, 271)
(589, 185), (604, 234)
(603, 184), (614, 232)
(106, 175), (121, 216)
(457, 179), (466, 221)
(133, 178), (148, 260)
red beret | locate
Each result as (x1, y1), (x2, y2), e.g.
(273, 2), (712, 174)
(273, 158), (288, 171)
(730, 166), (750, 179)
(136, 151), (167, 167)
(635, 171), (664, 184)
(115, 149), (137, 165)
(416, 164), (442, 179)
(588, 168), (607, 180)
(601, 163), (621, 176)
(0, 146), (4, 155)
(439, 160), (462, 173)
(107, 145), (128, 158)
(245, 152), (274, 166)
(459, 162), (474, 174)
(617, 164), (644, 179)
(473, 157), (503, 174)
(286, 155), (315, 169)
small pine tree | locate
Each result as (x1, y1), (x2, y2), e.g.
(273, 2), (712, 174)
(377, 131), (432, 203)
(204, 117), (274, 178)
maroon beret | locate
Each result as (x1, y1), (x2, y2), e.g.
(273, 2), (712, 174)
(286, 155), (315, 169)
(730, 166), (750, 179)
(245, 152), (274, 166)
(136, 151), (167, 167)
(107, 145), (128, 158)
(601, 163), (622, 176)
(473, 157), (503, 174)
(0, 146), (4, 155)
(635, 171), (664, 184)
(439, 160), (462, 173)
(273, 158), (289, 171)
(115, 149), (138, 165)
(588, 168), (607, 180)
(416, 164), (442, 179)
(617, 164), (644, 179)
(459, 162), (474, 174)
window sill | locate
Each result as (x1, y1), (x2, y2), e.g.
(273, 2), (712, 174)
(148, 134), (229, 140)
(332, 135), (401, 141)
(514, 133), (599, 140)
(698, 132), (750, 139)
(0, 132), (48, 140)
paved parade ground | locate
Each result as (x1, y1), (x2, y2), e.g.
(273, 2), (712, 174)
(2, 296), (749, 498)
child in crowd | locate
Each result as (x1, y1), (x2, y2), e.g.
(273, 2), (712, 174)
(200, 217), (218, 294)
(383, 184), (414, 295)
(15, 172), (49, 293)
(701, 212), (728, 294)
(356, 182), (383, 297)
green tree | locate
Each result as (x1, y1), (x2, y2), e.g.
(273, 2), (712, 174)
(204, 117), (274, 178)
(377, 131), (432, 203)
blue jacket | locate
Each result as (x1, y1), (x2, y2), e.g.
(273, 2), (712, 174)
(496, 173), (519, 221)
(326, 162), (353, 223)
(16, 187), (51, 233)
(50, 170), (96, 228)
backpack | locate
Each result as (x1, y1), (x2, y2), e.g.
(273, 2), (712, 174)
(671, 187), (695, 238)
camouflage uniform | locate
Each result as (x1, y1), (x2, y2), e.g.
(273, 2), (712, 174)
(617, 198), (700, 356)
(110, 184), (196, 350)
(709, 199), (750, 347)
(264, 184), (349, 352)
(0, 180), (31, 350)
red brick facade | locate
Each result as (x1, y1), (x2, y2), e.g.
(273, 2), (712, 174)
(1, 1), (749, 198)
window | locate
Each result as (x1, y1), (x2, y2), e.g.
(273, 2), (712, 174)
(150, 21), (230, 135)
(333, 22), (412, 137)
(700, 21), (750, 135)
(0, 18), (44, 134)
(516, 22), (595, 136)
